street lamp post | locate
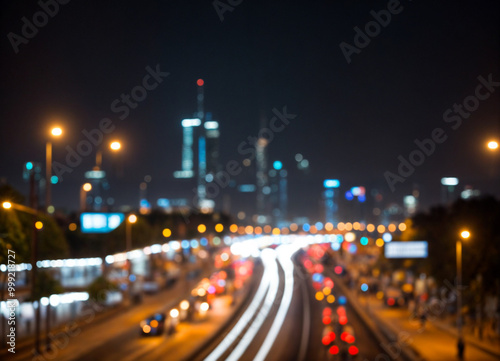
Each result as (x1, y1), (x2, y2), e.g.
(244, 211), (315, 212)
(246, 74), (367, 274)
(46, 127), (62, 212)
(80, 183), (92, 212)
(126, 214), (137, 251)
(457, 230), (470, 359)
(95, 141), (121, 170)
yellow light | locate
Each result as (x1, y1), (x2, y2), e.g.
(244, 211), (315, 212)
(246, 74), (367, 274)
(128, 214), (137, 223)
(254, 226), (262, 235)
(200, 302), (209, 312)
(345, 222), (353, 231)
(345, 232), (356, 242)
(169, 309), (179, 318)
(324, 222), (333, 232)
(162, 228), (171, 237)
(2, 201), (12, 209)
(238, 226), (245, 235)
(150, 320), (158, 328)
(376, 291), (384, 300)
(197, 288), (206, 297)
(215, 223), (224, 232)
(327, 295), (335, 304)
(388, 224), (396, 232)
(142, 325), (151, 334)
(359, 223), (366, 231)
(290, 223), (299, 232)
(180, 300), (190, 310)
(198, 224), (206, 233)
(377, 225), (386, 233)
(309, 225), (317, 234)
(323, 287), (331, 296)
(82, 183), (92, 192)
(51, 127), (62, 137)
(337, 222), (345, 231)
(69, 223), (77, 231)
(460, 230), (470, 239)
(245, 225), (253, 234)
(487, 140), (499, 150)
(367, 224), (375, 232)
(229, 224), (238, 233)
(35, 221), (43, 230)
(110, 141), (121, 151)
(376, 238), (384, 247)
(398, 223), (407, 232)
(315, 292), (325, 301)
(272, 227), (281, 235)
(353, 222), (360, 230)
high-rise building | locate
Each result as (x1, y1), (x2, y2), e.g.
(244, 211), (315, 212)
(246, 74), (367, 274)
(174, 118), (201, 179)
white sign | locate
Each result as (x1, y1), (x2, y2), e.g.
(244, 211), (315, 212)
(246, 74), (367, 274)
(385, 241), (428, 259)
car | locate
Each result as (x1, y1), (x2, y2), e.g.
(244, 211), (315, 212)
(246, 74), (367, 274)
(140, 313), (166, 336)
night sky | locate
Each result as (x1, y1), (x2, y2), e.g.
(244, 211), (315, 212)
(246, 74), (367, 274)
(1, 0), (499, 220)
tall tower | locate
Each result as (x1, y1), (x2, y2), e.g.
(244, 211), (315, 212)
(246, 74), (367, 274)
(256, 113), (269, 223)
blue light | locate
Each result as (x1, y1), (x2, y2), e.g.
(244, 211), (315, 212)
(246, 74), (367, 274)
(80, 213), (125, 233)
(349, 244), (357, 254)
(181, 240), (190, 249)
(324, 179), (340, 188)
(50, 175), (58, 184)
(273, 160), (283, 170)
(312, 273), (324, 283)
(331, 242), (341, 251)
(302, 223), (310, 232)
(360, 237), (369, 246)
(337, 234), (344, 243)
(200, 237), (208, 246)
(26, 162), (33, 170)
(129, 274), (136, 282)
(345, 191), (354, 201)
(382, 233), (392, 242)
(361, 283), (369, 292)
(190, 240), (199, 248)
(338, 296), (347, 305)
(315, 222), (324, 231)
(358, 194), (366, 203)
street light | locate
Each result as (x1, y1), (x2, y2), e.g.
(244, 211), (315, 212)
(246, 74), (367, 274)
(486, 140), (499, 151)
(126, 214), (137, 251)
(80, 183), (92, 212)
(96, 140), (122, 170)
(457, 229), (470, 359)
(46, 127), (63, 213)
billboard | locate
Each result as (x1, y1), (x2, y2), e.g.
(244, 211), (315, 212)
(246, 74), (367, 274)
(81, 213), (125, 233)
(384, 241), (428, 259)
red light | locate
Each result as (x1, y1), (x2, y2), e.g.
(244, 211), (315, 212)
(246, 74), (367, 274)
(328, 331), (336, 342)
(324, 278), (334, 289)
(339, 316), (348, 325)
(314, 264), (324, 273)
(322, 316), (332, 325)
(197, 79), (204, 86)
(341, 332), (348, 341)
(329, 345), (339, 355)
(323, 307), (332, 317)
(387, 297), (395, 306)
(336, 306), (346, 316)
(334, 266), (343, 274)
(348, 346), (359, 355)
(322, 335), (330, 346)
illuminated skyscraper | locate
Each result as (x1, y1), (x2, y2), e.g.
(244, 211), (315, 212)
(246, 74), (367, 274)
(174, 118), (200, 179)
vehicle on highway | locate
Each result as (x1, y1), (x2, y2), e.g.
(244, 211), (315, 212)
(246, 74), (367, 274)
(140, 313), (166, 336)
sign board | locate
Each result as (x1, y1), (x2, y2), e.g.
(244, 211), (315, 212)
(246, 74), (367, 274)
(385, 241), (428, 259)
(81, 213), (124, 233)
